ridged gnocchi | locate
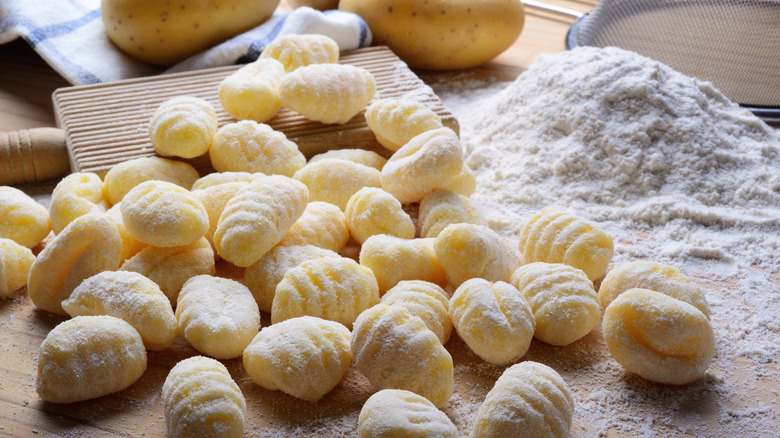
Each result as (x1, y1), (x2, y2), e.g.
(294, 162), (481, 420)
(148, 96), (218, 159)
(191, 171), (264, 191)
(277, 201), (350, 252)
(243, 316), (351, 402)
(280, 63), (376, 124)
(308, 148), (387, 171)
(293, 159), (381, 211)
(518, 208), (614, 281)
(444, 163), (477, 196)
(419, 189), (485, 238)
(471, 361), (574, 438)
(602, 288), (715, 385)
(345, 187), (415, 244)
(365, 98), (444, 152)
(218, 58), (286, 122)
(0, 186), (50, 248)
(192, 181), (249, 252)
(351, 304), (453, 408)
(381, 280), (453, 346)
(510, 262), (601, 346)
(105, 204), (148, 263)
(36, 315), (147, 403)
(102, 156), (199, 206)
(359, 235), (447, 294)
(0, 237), (35, 297)
(358, 389), (458, 438)
(272, 256), (380, 329)
(209, 120), (306, 176)
(260, 33), (340, 72)
(49, 172), (108, 234)
(449, 279), (535, 365)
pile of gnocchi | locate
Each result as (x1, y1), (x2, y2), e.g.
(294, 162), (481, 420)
(0, 33), (715, 437)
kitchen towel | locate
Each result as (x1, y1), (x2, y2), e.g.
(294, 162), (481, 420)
(0, 1), (371, 85)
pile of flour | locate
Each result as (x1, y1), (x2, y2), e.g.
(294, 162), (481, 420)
(428, 46), (780, 436)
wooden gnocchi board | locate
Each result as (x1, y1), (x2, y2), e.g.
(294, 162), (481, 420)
(52, 46), (459, 177)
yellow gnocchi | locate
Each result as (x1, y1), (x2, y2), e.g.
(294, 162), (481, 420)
(0, 237), (35, 297)
(0, 186), (50, 248)
(102, 156), (199, 206)
(365, 97), (444, 152)
(518, 207), (614, 281)
(510, 262), (601, 346)
(105, 204), (148, 263)
(61, 270), (177, 351)
(351, 303), (453, 408)
(272, 256), (379, 329)
(381, 280), (453, 346)
(49, 172), (109, 234)
(444, 163), (477, 196)
(449, 279), (535, 365)
(218, 58), (286, 122)
(598, 260), (710, 317)
(243, 316), (351, 402)
(148, 96), (218, 159)
(176, 275), (261, 359)
(209, 120), (306, 176)
(27, 213), (122, 315)
(358, 389), (458, 438)
(471, 361), (574, 438)
(280, 63), (376, 124)
(192, 182), (249, 253)
(602, 288), (715, 385)
(419, 189), (486, 238)
(191, 171), (265, 191)
(345, 187), (415, 244)
(359, 235), (447, 295)
(308, 148), (387, 171)
(276, 201), (350, 252)
(260, 33), (340, 72)
(36, 315), (147, 403)
(381, 127), (464, 204)
(121, 180), (208, 248)
(244, 244), (340, 313)
(163, 356), (246, 438)
(434, 223), (521, 289)
(293, 158), (381, 211)
(213, 175), (309, 267)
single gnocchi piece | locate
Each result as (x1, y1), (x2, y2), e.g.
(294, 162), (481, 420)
(419, 189), (486, 238)
(272, 256), (379, 329)
(27, 213), (122, 315)
(260, 33), (340, 72)
(450, 279), (535, 365)
(120, 237), (215, 306)
(471, 361), (574, 438)
(243, 316), (351, 402)
(61, 271), (177, 351)
(351, 304), (454, 408)
(105, 204), (148, 263)
(219, 58), (286, 122)
(365, 98), (445, 152)
(510, 262), (601, 346)
(345, 187), (415, 244)
(148, 96), (218, 158)
(163, 356), (246, 438)
(434, 223), (521, 289)
(598, 260), (710, 318)
(192, 182), (249, 253)
(381, 127), (464, 204)
(191, 171), (265, 191)
(176, 275), (261, 359)
(359, 235), (447, 295)
(280, 63), (376, 124)
(276, 201), (350, 252)
(121, 180), (208, 248)
(308, 148), (387, 171)
(244, 244), (340, 313)
(36, 315), (147, 403)
(444, 163), (477, 196)
(0, 237), (36, 297)
(358, 389), (458, 438)
(102, 156), (199, 206)
(49, 172), (109, 234)
(213, 175), (309, 267)
(293, 159), (381, 211)
(381, 280), (452, 345)
(0, 186), (50, 248)
(518, 207), (614, 281)
(602, 288), (715, 385)
(209, 121), (306, 176)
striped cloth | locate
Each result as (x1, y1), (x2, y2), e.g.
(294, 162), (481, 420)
(0, 1), (372, 85)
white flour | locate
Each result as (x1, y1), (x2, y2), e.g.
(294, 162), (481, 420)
(427, 46), (780, 436)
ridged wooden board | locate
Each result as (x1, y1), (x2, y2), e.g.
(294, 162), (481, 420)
(52, 46), (459, 176)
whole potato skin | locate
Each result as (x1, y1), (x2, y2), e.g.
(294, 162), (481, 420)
(102, 0), (280, 66)
(339, 0), (525, 70)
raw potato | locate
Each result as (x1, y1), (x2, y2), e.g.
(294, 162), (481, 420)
(339, 0), (525, 69)
(102, 0), (280, 66)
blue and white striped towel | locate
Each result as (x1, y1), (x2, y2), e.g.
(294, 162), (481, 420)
(0, 1), (372, 85)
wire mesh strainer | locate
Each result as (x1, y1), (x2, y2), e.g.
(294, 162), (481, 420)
(555, 0), (780, 122)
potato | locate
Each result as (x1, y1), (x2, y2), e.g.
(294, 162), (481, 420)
(102, 0), (280, 66)
(339, 0), (525, 70)
(287, 0), (339, 10)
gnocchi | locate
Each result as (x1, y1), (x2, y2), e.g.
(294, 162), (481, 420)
(381, 280), (453, 346)
(209, 120), (306, 176)
(105, 204), (148, 262)
(359, 235), (447, 294)
(276, 201), (350, 252)
(308, 148), (387, 171)
(0, 186), (50, 248)
(0, 237), (35, 297)
(345, 187), (415, 244)
(293, 158), (381, 211)
(191, 171), (264, 191)
(218, 58), (286, 122)
(102, 156), (199, 206)
(49, 172), (108, 234)
(192, 181), (249, 252)
(365, 98), (444, 152)
(358, 389), (458, 438)
(148, 96), (218, 158)
(419, 188), (485, 238)
(260, 33), (340, 72)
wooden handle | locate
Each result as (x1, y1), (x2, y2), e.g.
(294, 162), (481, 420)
(0, 127), (70, 186)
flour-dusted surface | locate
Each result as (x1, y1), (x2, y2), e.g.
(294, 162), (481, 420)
(429, 46), (780, 436)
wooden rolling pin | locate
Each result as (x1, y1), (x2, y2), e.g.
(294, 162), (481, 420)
(0, 128), (70, 186)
